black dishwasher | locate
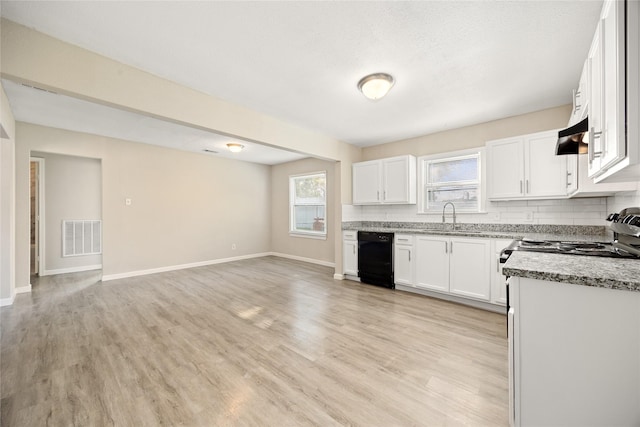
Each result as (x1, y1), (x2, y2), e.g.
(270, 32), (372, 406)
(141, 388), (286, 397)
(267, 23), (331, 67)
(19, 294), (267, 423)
(357, 231), (394, 288)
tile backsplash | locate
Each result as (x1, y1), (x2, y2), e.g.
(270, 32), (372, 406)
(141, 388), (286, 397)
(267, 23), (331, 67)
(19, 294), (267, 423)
(607, 190), (640, 214)
(344, 189), (640, 226)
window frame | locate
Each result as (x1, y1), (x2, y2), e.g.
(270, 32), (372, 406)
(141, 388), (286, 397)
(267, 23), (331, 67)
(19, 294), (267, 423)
(289, 171), (327, 239)
(417, 148), (485, 214)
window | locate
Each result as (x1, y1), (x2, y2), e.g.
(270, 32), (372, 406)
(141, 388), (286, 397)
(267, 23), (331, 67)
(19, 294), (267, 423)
(289, 171), (327, 237)
(419, 151), (482, 213)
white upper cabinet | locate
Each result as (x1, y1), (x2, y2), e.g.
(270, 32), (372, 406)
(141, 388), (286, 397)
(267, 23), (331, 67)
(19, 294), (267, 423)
(588, 0), (640, 182)
(568, 61), (589, 127)
(352, 155), (416, 205)
(487, 130), (576, 200)
(487, 137), (525, 199)
(587, 1), (627, 178)
(352, 161), (382, 204)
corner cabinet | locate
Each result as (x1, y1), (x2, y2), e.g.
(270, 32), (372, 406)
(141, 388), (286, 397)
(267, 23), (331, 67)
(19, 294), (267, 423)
(487, 130), (577, 200)
(342, 231), (358, 276)
(352, 155), (416, 205)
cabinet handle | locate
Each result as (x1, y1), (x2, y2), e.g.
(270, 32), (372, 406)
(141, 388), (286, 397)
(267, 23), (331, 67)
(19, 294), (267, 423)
(398, 238), (408, 242)
(520, 180), (523, 194)
(377, 190), (380, 201)
(450, 242), (453, 253)
(589, 127), (603, 162)
(408, 251), (411, 262)
(566, 171), (572, 187)
(384, 190), (386, 200)
(445, 241), (448, 254)
(497, 258), (500, 273)
(526, 180), (530, 194)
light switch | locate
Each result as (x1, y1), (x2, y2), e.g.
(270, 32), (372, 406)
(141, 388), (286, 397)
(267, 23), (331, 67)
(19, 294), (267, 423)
(125, 198), (132, 206)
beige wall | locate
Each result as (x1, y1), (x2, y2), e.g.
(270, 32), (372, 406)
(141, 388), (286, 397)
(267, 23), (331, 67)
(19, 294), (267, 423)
(271, 158), (336, 265)
(0, 84), (16, 303)
(31, 152), (102, 274)
(15, 123), (272, 288)
(361, 105), (572, 160)
(1, 18), (362, 284)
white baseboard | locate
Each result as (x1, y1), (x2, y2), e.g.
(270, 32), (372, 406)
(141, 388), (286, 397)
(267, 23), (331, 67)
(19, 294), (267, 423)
(0, 291), (15, 307)
(15, 285), (32, 294)
(268, 252), (335, 268)
(395, 284), (505, 314)
(41, 264), (102, 277)
(101, 253), (271, 282)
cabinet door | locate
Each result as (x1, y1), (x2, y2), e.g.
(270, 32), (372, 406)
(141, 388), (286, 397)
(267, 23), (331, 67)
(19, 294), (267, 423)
(487, 138), (525, 199)
(491, 238), (514, 306)
(449, 238), (491, 301)
(600, 0), (626, 172)
(415, 236), (450, 292)
(588, 20), (604, 177)
(394, 245), (413, 286)
(383, 156), (416, 204)
(574, 61), (589, 124)
(343, 240), (358, 276)
(525, 131), (569, 198)
(352, 161), (381, 204)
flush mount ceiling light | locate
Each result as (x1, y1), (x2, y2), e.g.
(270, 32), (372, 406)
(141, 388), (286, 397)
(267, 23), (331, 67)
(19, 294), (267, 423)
(357, 73), (395, 100)
(226, 143), (244, 153)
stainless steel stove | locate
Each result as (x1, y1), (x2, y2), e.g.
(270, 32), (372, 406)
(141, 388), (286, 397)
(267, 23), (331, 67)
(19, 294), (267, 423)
(500, 207), (640, 263)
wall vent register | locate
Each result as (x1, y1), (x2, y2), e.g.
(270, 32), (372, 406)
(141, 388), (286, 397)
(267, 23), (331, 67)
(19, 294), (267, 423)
(63, 220), (102, 257)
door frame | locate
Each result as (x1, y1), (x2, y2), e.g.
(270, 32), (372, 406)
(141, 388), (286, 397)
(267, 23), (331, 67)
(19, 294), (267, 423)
(30, 157), (45, 276)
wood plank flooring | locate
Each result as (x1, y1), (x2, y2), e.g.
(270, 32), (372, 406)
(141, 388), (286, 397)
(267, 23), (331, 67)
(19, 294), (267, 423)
(1, 256), (508, 426)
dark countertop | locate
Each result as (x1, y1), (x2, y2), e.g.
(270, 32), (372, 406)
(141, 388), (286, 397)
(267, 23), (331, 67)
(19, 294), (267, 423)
(503, 251), (640, 292)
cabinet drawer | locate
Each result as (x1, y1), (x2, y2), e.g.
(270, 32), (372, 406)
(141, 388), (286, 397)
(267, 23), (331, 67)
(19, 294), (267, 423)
(395, 234), (414, 245)
(343, 231), (357, 241)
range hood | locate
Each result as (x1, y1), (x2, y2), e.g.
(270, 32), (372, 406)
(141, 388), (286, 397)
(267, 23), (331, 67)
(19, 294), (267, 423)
(556, 117), (588, 155)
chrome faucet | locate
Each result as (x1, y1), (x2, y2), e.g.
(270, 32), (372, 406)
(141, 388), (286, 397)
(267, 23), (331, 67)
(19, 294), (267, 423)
(442, 202), (456, 229)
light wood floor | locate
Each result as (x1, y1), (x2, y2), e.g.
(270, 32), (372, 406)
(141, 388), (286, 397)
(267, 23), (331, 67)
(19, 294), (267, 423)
(1, 257), (508, 426)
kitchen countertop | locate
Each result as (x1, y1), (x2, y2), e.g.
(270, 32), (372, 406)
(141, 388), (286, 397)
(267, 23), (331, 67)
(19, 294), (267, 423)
(503, 251), (640, 292)
(343, 221), (640, 291)
(344, 224), (611, 243)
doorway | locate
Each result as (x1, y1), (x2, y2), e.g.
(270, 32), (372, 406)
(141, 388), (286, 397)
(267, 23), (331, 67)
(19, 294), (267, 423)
(30, 157), (44, 276)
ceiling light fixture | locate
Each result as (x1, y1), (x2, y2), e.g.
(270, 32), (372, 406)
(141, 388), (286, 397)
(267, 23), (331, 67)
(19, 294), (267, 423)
(226, 143), (244, 153)
(357, 73), (395, 100)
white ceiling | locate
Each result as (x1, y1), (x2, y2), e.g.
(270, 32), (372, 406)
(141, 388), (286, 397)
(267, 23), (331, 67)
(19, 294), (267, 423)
(1, 79), (308, 165)
(0, 1), (603, 156)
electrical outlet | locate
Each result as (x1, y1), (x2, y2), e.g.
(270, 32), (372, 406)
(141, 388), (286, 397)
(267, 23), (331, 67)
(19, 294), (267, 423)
(231, 244), (237, 250)
(525, 211), (534, 221)
(125, 198), (132, 206)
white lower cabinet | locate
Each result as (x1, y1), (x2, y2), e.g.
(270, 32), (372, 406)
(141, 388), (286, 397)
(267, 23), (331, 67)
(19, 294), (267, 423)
(394, 234), (414, 286)
(342, 231), (358, 276)
(414, 235), (491, 302)
(510, 276), (640, 425)
(415, 236), (450, 292)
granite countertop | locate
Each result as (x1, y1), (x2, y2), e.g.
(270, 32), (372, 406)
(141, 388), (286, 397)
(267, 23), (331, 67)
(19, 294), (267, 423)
(503, 251), (640, 292)
(343, 221), (612, 243)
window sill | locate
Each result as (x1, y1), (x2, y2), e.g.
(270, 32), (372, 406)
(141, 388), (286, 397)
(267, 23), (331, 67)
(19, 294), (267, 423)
(289, 232), (327, 240)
